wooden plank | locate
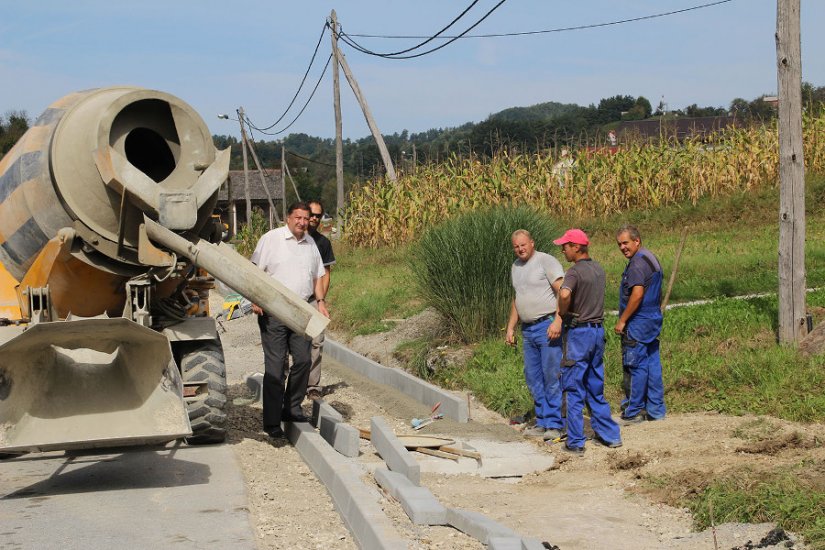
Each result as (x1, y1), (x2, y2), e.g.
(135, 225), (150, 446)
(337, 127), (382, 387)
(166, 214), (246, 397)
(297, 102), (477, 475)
(414, 447), (460, 461)
(437, 446), (481, 461)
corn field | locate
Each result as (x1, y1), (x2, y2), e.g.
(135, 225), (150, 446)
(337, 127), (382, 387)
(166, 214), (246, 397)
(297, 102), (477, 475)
(343, 114), (825, 248)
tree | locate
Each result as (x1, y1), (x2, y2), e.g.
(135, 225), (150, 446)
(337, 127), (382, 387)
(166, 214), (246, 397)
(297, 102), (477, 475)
(0, 110), (30, 158)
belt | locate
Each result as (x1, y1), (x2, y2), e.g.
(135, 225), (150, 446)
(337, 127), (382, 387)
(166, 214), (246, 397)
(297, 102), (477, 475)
(570, 322), (602, 328)
(522, 313), (552, 327)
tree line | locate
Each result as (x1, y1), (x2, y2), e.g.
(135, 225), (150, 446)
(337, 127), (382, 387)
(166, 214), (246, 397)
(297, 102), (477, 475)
(3, 84), (825, 207)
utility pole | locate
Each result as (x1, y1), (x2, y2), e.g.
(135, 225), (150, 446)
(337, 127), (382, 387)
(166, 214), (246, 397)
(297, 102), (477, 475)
(776, 0), (807, 344)
(335, 38), (397, 182)
(244, 134), (281, 227)
(281, 145), (287, 221)
(330, 10), (345, 230)
(236, 107), (253, 225)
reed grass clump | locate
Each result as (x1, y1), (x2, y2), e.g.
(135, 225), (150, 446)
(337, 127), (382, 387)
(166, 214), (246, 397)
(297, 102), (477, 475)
(409, 206), (558, 343)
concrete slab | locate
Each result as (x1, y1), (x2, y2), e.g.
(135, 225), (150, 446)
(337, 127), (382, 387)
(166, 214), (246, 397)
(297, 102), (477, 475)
(319, 416), (360, 458)
(0, 444), (256, 549)
(416, 438), (555, 478)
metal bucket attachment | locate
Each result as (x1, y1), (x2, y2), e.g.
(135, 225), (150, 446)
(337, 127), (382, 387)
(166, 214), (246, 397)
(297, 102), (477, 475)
(0, 318), (191, 453)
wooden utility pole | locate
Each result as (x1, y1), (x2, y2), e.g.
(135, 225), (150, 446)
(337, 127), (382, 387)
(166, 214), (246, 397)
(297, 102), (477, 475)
(244, 134), (281, 227)
(330, 10), (345, 229)
(281, 145), (287, 221)
(236, 107), (253, 224)
(776, 0), (807, 344)
(335, 40), (397, 182)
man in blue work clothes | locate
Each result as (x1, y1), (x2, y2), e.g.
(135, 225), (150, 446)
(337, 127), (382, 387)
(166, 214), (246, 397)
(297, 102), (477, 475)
(505, 229), (565, 441)
(549, 228), (622, 455)
(614, 225), (666, 423)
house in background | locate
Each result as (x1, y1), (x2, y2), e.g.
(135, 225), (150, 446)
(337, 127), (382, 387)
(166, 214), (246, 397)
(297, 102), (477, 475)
(216, 169), (284, 236)
(615, 115), (740, 143)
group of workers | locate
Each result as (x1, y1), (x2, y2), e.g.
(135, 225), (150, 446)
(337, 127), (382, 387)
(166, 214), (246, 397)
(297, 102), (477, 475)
(507, 226), (665, 455)
(246, 203), (664, 452)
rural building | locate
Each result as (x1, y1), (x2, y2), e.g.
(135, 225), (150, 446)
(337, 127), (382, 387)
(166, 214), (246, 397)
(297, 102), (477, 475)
(616, 115), (739, 143)
(216, 169), (284, 235)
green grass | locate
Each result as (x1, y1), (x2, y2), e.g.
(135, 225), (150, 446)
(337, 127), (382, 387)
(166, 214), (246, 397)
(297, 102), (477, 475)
(687, 463), (825, 549)
(328, 243), (423, 335)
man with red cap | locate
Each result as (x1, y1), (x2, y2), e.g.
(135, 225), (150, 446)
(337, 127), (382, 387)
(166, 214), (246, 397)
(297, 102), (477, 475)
(548, 229), (622, 455)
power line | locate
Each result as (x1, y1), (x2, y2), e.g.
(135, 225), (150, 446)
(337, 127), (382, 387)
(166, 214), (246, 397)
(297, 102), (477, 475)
(339, 0), (508, 60)
(340, 0), (482, 57)
(286, 149), (336, 167)
(344, 0), (734, 40)
(245, 53), (333, 136)
(245, 23), (328, 132)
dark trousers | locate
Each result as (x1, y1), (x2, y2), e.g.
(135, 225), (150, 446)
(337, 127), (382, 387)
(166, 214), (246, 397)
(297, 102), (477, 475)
(258, 314), (312, 431)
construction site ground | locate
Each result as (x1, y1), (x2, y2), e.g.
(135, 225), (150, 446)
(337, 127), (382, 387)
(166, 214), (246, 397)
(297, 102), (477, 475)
(219, 304), (823, 549)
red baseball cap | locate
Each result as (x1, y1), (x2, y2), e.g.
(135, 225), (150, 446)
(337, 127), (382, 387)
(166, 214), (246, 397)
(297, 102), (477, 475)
(553, 228), (590, 246)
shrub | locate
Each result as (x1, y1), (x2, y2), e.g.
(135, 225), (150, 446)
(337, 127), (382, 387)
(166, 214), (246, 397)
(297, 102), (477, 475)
(233, 207), (270, 258)
(410, 206), (559, 343)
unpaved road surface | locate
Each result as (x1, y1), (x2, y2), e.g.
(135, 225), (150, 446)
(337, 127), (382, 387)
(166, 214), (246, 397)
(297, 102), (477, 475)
(219, 307), (821, 549)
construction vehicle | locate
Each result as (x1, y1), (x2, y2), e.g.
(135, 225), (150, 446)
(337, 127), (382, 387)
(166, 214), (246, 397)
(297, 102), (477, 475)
(0, 87), (328, 453)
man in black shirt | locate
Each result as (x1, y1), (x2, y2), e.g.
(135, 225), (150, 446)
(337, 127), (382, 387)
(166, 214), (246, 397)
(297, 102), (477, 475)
(307, 200), (336, 400)
(551, 228), (622, 455)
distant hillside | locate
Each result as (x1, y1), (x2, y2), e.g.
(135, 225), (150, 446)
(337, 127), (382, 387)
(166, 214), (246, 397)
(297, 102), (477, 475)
(488, 101), (582, 123)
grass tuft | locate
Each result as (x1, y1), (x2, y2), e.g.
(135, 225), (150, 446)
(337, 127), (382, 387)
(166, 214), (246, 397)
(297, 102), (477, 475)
(409, 206), (559, 343)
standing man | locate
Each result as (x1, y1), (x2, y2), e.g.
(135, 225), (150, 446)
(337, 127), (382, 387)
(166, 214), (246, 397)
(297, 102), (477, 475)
(306, 200), (336, 400)
(505, 229), (565, 440)
(251, 202), (329, 439)
(614, 225), (666, 423)
(549, 228), (622, 455)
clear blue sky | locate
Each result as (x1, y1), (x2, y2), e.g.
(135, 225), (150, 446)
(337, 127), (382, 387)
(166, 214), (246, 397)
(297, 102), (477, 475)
(2, 1), (823, 140)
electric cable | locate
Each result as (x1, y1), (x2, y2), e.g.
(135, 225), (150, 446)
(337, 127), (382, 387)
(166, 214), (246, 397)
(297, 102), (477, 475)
(245, 23), (328, 132)
(343, 0), (733, 40)
(245, 53), (333, 136)
(338, 0), (507, 59)
(334, 0), (482, 58)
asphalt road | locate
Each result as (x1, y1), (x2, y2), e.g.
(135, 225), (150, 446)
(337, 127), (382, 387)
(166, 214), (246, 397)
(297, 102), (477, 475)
(0, 443), (256, 549)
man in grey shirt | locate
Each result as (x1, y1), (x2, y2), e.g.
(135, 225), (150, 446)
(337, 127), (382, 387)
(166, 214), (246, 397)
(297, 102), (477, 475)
(505, 229), (565, 440)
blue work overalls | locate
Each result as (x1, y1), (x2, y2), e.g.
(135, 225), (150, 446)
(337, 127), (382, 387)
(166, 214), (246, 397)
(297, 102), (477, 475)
(562, 324), (622, 449)
(521, 316), (563, 430)
(619, 251), (667, 420)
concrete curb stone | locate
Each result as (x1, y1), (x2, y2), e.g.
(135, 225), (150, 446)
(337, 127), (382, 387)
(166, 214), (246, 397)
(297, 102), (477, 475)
(325, 338), (469, 422)
(370, 416), (421, 485)
(283, 420), (408, 549)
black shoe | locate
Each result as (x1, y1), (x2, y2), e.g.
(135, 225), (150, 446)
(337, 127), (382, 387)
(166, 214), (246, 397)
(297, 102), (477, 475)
(282, 413), (310, 423)
(593, 434), (623, 448)
(266, 427), (285, 439)
(563, 445), (585, 456)
(621, 414), (645, 425)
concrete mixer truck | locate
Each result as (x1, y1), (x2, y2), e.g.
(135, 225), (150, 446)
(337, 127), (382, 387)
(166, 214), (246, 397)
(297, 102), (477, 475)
(0, 87), (328, 453)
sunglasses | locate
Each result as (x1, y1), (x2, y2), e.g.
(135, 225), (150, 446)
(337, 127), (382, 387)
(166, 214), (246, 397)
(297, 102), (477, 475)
(309, 213), (323, 219)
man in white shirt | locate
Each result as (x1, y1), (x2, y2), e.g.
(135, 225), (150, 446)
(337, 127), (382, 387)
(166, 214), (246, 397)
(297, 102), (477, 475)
(251, 202), (329, 439)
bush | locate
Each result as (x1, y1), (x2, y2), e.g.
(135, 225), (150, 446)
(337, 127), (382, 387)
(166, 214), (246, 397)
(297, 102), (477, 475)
(233, 207), (270, 258)
(410, 207), (559, 343)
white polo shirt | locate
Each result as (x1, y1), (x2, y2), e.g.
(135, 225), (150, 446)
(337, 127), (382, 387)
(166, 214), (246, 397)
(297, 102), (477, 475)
(251, 226), (325, 300)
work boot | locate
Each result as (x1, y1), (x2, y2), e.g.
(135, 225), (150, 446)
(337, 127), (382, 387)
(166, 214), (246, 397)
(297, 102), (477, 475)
(562, 445), (585, 456)
(522, 425), (546, 437)
(543, 429), (563, 441)
(621, 414), (645, 425)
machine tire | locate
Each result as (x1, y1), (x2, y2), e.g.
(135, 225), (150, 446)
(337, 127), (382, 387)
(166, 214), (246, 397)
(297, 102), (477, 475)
(179, 339), (228, 445)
